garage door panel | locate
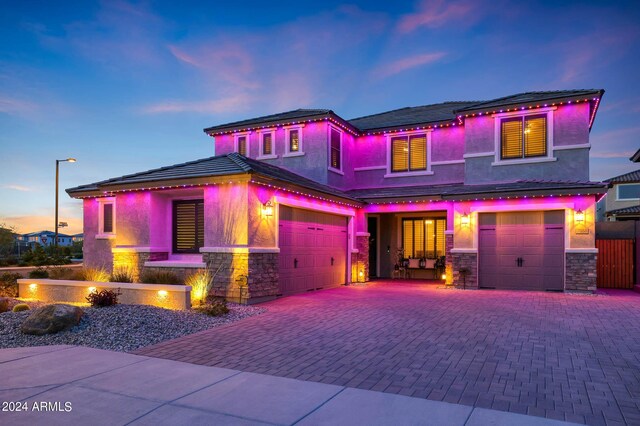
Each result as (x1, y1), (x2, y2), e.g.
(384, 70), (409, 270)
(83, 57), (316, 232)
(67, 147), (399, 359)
(479, 211), (564, 291)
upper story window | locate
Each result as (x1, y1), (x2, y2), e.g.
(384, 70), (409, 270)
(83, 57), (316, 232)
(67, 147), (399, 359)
(392, 134), (427, 172)
(257, 130), (277, 160)
(617, 183), (640, 200)
(501, 115), (547, 160)
(97, 197), (115, 239)
(329, 127), (342, 172)
(284, 126), (304, 157)
(173, 199), (204, 254)
(235, 134), (248, 156)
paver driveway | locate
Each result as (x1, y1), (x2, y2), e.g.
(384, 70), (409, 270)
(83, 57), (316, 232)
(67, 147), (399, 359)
(135, 281), (640, 425)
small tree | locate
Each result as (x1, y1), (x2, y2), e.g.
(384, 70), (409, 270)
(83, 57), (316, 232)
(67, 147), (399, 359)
(0, 224), (15, 259)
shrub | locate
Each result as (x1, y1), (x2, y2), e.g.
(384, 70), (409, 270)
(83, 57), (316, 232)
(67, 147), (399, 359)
(12, 303), (30, 312)
(48, 266), (75, 280)
(186, 269), (214, 305)
(74, 267), (110, 283)
(140, 270), (182, 285)
(193, 299), (229, 317)
(86, 289), (119, 307)
(0, 272), (21, 297)
(29, 268), (49, 279)
(110, 266), (135, 283)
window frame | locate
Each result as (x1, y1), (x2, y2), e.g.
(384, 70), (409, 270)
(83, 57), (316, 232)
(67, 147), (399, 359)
(401, 217), (447, 259)
(328, 125), (343, 174)
(284, 125), (305, 157)
(234, 132), (250, 157)
(96, 197), (116, 239)
(492, 107), (556, 166)
(257, 129), (277, 160)
(385, 130), (433, 178)
(172, 199), (205, 254)
(616, 183), (640, 201)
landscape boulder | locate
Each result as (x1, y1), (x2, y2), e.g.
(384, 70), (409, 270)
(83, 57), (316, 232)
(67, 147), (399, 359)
(21, 304), (84, 335)
(0, 298), (9, 313)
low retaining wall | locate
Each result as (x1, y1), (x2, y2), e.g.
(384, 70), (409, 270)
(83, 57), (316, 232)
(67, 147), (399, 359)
(0, 264), (83, 278)
(17, 279), (191, 310)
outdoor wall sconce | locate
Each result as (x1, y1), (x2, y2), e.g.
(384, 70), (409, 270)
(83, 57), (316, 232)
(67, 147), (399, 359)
(460, 213), (470, 227)
(262, 201), (274, 218)
(574, 209), (585, 224)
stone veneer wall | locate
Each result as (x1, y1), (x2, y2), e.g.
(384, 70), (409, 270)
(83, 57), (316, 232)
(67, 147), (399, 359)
(351, 235), (370, 282)
(112, 251), (151, 282)
(445, 234), (453, 285)
(202, 252), (278, 303)
(452, 252), (478, 289)
(565, 252), (597, 292)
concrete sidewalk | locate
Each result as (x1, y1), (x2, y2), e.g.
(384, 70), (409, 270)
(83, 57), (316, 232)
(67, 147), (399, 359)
(0, 345), (578, 425)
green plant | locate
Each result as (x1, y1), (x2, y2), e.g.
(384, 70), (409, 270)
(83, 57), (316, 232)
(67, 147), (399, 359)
(28, 268), (49, 279)
(12, 303), (30, 312)
(140, 270), (182, 285)
(193, 299), (229, 316)
(74, 267), (110, 282)
(0, 272), (21, 297)
(48, 266), (75, 280)
(86, 289), (120, 307)
(110, 266), (135, 283)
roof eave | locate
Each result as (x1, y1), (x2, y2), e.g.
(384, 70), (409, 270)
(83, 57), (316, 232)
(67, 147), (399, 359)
(441, 186), (607, 201)
(454, 90), (605, 114)
(357, 119), (456, 135)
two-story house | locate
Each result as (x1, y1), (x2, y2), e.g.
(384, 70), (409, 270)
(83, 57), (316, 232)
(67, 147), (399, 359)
(67, 89), (608, 302)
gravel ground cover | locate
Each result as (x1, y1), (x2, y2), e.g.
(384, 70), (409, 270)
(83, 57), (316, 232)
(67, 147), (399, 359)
(0, 301), (265, 352)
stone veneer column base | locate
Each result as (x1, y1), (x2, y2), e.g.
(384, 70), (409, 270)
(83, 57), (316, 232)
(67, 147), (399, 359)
(444, 233), (453, 285)
(565, 252), (597, 292)
(351, 235), (370, 283)
(202, 251), (279, 304)
(452, 252), (478, 289)
(112, 251), (151, 282)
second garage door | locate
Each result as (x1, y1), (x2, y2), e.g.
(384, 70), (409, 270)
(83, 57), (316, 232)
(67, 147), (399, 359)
(278, 206), (348, 295)
(478, 211), (564, 291)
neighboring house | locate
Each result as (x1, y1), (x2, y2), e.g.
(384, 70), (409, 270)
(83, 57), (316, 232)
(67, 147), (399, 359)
(22, 231), (75, 247)
(71, 233), (84, 243)
(68, 89), (608, 302)
(603, 170), (640, 221)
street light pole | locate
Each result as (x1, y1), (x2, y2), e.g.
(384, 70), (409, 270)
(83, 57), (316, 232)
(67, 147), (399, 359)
(54, 158), (76, 251)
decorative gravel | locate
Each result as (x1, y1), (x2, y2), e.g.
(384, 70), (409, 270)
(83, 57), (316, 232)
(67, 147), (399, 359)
(0, 303), (265, 352)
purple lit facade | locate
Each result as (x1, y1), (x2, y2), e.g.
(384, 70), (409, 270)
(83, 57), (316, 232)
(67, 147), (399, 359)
(68, 90), (607, 302)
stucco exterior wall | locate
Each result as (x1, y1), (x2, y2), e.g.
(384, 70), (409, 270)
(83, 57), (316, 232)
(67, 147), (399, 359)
(605, 185), (640, 214)
(115, 192), (151, 246)
(204, 183), (249, 247)
(82, 198), (114, 269)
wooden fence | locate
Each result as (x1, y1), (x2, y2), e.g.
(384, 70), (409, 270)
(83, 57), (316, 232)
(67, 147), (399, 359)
(595, 239), (635, 289)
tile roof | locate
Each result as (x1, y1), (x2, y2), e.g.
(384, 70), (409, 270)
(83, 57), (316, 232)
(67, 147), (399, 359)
(454, 89), (604, 113)
(66, 153), (361, 202)
(348, 180), (608, 202)
(606, 205), (640, 216)
(606, 169), (640, 183)
(347, 102), (479, 131)
(203, 109), (334, 134)
(631, 149), (640, 163)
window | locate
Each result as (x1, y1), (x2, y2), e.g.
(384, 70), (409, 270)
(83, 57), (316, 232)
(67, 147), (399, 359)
(257, 130), (276, 159)
(262, 133), (272, 155)
(236, 135), (247, 156)
(402, 218), (446, 259)
(329, 127), (342, 171)
(617, 183), (640, 200)
(392, 134), (427, 172)
(289, 129), (299, 152)
(97, 198), (115, 238)
(173, 200), (204, 254)
(285, 126), (304, 156)
(501, 115), (547, 160)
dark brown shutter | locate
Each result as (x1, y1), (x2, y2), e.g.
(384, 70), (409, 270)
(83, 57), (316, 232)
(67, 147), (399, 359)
(238, 136), (247, 156)
(173, 200), (204, 253)
(524, 115), (546, 157)
(262, 133), (272, 155)
(501, 118), (523, 159)
(409, 135), (427, 171)
(392, 137), (408, 172)
(289, 129), (299, 152)
(330, 128), (341, 169)
(103, 203), (113, 234)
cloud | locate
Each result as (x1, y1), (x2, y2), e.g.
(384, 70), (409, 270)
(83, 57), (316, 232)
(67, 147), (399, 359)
(140, 94), (251, 115)
(0, 96), (39, 116)
(397, 0), (479, 33)
(372, 52), (446, 79)
(1, 184), (33, 192)
(0, 215), (83, 235)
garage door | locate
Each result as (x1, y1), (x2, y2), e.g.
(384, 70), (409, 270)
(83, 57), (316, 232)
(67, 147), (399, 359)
(478, 211), (564, 291)
(278, 205), (348, 295)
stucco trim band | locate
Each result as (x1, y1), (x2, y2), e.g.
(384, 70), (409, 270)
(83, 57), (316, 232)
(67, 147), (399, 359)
(565, 248), (598, 254)
(199, 246), (280, 254)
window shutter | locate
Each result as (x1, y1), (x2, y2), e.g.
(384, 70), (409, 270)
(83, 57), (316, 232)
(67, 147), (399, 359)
(403, 220), (414, 258)
(414, 220), (424, 258)
(173, 200), (204, 253)
(392, 137), (408, 172)
(103, 204), (113, 234)
(425, 220), (435, 258)
(524, 115), (546, 157)
(436, 219), (445, 257)
(330, 128), (341, 169)
(238, 136), (247, 156)
(262, 133), (272, 155)
(409, 135), (427, 171)
(501, 118), (523, 159)
(289, 130), (299, 152)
